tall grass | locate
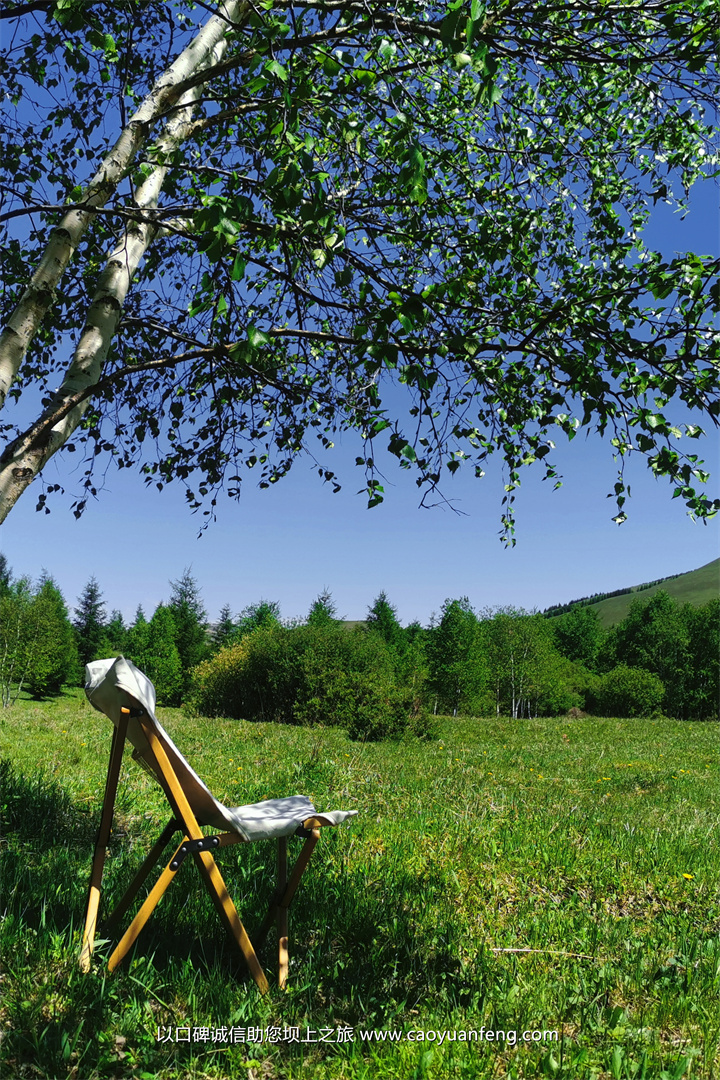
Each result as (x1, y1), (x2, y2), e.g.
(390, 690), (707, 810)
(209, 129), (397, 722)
(1, 690), (718, 1078)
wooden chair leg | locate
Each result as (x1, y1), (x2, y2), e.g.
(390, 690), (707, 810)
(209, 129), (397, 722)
(106, 818), (179, 933)
(277, 837), (288, 989)
(136, 719), (269, 993)
(107, 840), (186, 972)
(255, 828), (320, 952)
(193, 849), (270, 995)
(281, 828), (320, 909)
(80, 711), (129, 972)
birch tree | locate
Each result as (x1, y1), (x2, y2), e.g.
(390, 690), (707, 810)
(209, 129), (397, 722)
(1, 0), (719, 538)
(0, 574), (77, 704)
(0, 578), (38, 707)
(485, 608), (556, 719)
(428, 596), (485, 715)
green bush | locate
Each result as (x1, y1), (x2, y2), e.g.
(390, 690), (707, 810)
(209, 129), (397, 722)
(347, 678), (435, 741)
(190, 625), (298, 722)
(594, 664), (665, 718)
(190, 623), (432, 739)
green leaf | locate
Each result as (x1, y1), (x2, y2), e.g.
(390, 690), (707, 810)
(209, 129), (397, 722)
(230, 253), (246, 281)
(265, 59), (287, 82)
(248, 326), (270, 348)
(322, 54), (341, 77)
(440, 8), (463, 45)
(103, 33), (118, 62)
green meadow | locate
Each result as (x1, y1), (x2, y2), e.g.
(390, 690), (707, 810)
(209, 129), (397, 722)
(1, 692), (718, 1079)
(561, 559), (720, 630)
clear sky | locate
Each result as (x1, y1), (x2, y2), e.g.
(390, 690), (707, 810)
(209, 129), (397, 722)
(1, 154), (718, 627)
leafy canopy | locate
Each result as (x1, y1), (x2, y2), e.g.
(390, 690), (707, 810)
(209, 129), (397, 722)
(1, 0), (719, 538)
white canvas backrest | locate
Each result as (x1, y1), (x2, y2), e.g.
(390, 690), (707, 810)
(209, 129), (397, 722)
(84, 656), (235, 831)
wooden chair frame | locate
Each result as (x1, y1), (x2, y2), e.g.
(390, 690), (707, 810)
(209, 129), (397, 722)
(80, 706), (324, 992)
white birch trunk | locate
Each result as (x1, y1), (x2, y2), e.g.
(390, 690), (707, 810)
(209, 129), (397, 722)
(0, 0), (247, 411)
(0, 34), (229, 522)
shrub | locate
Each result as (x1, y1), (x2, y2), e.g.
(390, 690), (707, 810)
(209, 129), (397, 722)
(532, 653), (586, 716)
(346, 678), (436, 741)
(594, 664), (665, 718)
(188, 630), (289, 721)
(190, 623), (430, 739)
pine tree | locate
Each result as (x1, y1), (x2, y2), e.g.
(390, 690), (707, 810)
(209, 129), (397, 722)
(168, 567), (208, 676)
(73, 576), (107, 671)
(307, 589), (338, 627)
(366, 591), (404, 655)
(211, 603), (236, 652)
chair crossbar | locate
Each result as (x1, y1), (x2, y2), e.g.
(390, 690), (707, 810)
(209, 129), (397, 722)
(81, 694), (346, 993)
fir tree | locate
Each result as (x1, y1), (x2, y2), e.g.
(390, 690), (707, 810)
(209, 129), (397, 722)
(144, 604), (183, 706)
(211, 603), (236, 652)
(73, 576), (107, 670)
(104, 610), (127, 655)
(307, 589), (338, 627)
(126, 606), (150, 669)
(366, 591), (404, 655)
(168, 567), (208, 676)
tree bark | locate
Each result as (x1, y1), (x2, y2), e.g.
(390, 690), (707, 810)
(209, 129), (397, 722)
(0, 0), (248, 412)
(0, 24), (236, 522)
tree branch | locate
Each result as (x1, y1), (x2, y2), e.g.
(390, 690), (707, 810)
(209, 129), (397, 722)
(0, 0), (251, 413)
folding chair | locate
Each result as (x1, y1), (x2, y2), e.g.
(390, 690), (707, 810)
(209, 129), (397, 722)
(80, 656), (357, 992)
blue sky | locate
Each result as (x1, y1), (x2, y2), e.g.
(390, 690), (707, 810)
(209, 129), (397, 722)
(1, 134), (718, 626)
(0, 402), (717, 625)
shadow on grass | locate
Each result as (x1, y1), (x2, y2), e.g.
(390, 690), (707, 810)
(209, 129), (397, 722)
(0, 764), (478, 1078)
(0, 757), (96, 846)
(0, 759), (467, 1013)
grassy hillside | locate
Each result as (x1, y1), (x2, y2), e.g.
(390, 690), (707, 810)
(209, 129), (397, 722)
(588, 558), (719, 627)
(1, 692), (719, 1079)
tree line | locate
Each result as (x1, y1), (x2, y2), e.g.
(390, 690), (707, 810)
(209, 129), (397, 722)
(542, 573), (685, 618)
(0, 555), (716, 733)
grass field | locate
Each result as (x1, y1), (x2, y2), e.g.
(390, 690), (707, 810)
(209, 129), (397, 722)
(1, 691), (718, 1079)
(582, 559), (720, 628)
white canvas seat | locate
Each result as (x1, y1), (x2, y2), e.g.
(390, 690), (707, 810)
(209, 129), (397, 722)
(80, 656), (357, 991)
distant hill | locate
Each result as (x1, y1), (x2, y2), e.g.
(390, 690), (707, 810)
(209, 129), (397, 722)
(545, 558), (719, 628)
